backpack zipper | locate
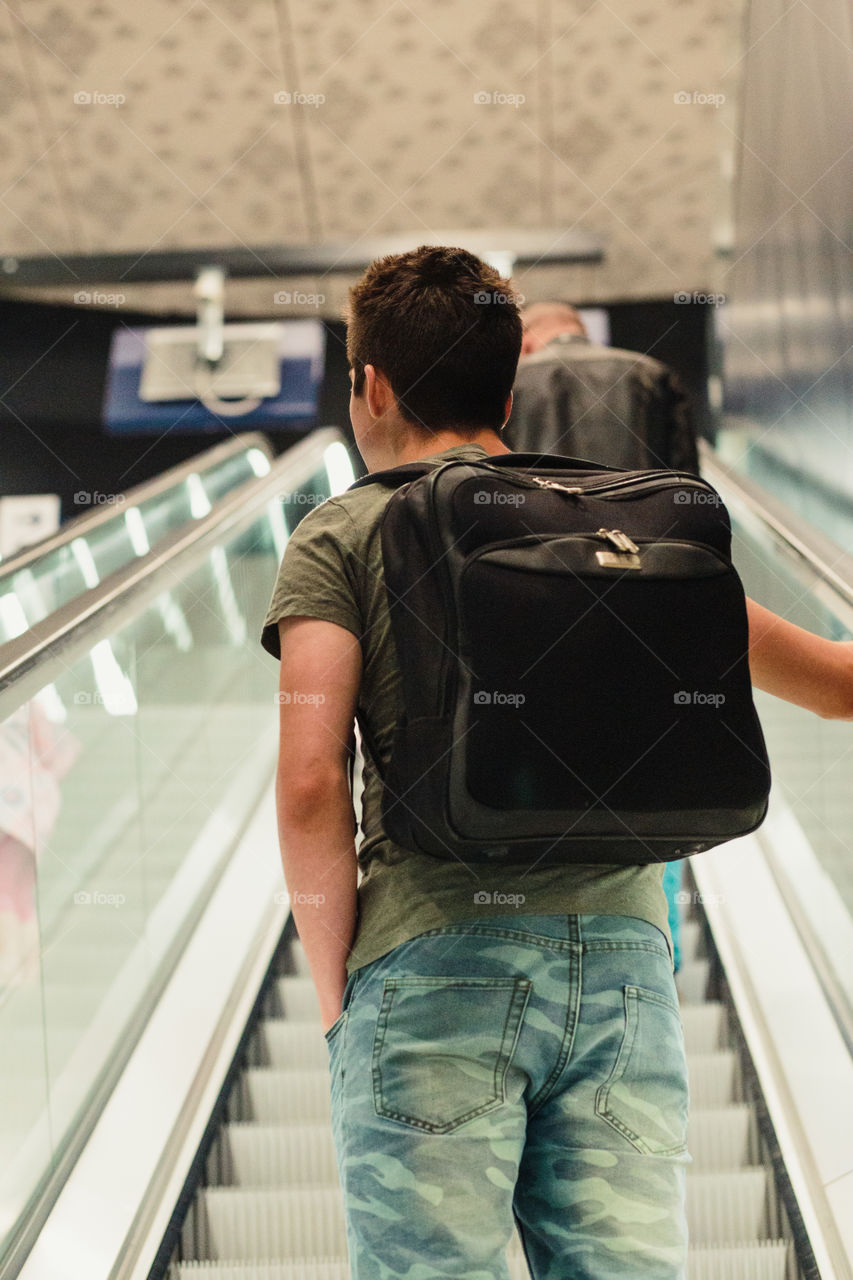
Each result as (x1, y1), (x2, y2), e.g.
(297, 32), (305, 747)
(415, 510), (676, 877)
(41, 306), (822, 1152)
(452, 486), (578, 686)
(528, 472), (716, 500)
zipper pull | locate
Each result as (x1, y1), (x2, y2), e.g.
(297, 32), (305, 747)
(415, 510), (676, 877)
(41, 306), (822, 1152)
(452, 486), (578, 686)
(595, 528), (640, 553)
(531, 476), (584, 496)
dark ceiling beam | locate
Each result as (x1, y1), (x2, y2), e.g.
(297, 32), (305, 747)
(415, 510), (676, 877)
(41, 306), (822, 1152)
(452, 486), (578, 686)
(0, 229), (603, 287)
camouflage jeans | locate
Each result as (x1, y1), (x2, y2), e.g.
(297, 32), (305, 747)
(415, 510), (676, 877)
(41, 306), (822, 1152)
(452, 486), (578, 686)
(326, 913), (691, 1279)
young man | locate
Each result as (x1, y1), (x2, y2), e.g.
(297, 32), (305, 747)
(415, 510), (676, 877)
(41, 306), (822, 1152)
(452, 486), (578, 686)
(260, 245), (853, 1280)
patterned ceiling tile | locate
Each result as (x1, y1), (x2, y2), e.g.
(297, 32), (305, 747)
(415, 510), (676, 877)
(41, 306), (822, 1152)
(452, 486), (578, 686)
(0, 0), (742, 307)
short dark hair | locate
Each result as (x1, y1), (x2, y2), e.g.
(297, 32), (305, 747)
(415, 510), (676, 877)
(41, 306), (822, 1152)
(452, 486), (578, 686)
(346, 245), (523, 434)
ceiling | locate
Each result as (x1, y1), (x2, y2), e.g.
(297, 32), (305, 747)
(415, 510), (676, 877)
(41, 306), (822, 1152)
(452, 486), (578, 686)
(0, 0), (742, 317)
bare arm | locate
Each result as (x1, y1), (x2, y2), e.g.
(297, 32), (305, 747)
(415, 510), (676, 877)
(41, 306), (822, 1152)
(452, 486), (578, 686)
(746, 598), (853, 719)
(276, 616), (361, 1032)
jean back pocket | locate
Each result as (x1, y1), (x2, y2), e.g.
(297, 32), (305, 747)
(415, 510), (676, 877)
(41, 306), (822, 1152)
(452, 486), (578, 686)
(372, 975), (531, 1133)
(595, 984), (689, 1156)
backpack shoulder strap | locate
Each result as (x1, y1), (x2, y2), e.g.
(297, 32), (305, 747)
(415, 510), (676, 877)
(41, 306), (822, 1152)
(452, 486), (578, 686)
(348, 462), (434, 492)
(349, 450), (623, 493)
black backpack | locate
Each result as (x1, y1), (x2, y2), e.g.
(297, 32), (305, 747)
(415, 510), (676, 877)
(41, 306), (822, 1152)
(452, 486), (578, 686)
(351, 452), (771, 867)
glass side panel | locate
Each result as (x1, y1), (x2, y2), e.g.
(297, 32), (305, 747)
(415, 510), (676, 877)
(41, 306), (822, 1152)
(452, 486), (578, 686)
(0, 459), (330, 1267)
(0, 443), (270, 644)
(726, 507), (853, 1021)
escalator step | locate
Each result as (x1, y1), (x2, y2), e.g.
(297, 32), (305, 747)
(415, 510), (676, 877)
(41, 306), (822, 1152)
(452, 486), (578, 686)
(178, 1240), (790, 1279)
(681, 1002), (728, 1053)
(254, 1003), (729, 1069)
(677, 957), (712, 1005)
(192, 1167), (771, 1260)
(688, 1052), (740, 1106)
(231, 1071), (330, 1124)
(212, 1103), (756, 1188)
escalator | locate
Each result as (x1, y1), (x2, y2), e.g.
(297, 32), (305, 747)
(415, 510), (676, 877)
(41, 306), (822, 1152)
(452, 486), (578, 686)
(172, 901), (795, 1280)
(2, 432), (852, 1280)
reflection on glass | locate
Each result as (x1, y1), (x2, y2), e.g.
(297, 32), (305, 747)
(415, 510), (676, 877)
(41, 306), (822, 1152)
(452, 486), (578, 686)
(0, 454), (334, 1264)
(0, 441), (271, 640)
(728, 514), (853, 1024)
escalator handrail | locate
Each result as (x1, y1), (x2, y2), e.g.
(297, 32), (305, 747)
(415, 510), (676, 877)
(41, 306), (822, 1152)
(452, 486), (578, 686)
(0, 427), (346, 713)
(700, 440), (853, 613)
(0, 431), (274, 579)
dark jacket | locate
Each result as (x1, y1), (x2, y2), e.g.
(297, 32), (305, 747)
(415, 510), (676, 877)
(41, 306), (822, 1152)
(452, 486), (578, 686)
(505, 334), (700, 474)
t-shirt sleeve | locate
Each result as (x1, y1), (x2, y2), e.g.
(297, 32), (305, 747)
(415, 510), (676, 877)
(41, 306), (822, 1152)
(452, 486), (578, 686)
(260, 498), (362, 660)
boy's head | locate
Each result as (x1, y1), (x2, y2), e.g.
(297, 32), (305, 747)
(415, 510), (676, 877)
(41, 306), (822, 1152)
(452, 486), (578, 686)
(346, 245), (523, 437)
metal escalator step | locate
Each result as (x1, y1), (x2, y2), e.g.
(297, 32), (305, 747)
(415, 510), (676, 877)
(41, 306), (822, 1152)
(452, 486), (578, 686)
(211, 1105), (754, 1189)
(688, 1052), (740, 1106)
(177, 1240), (791, 1279)
(687, 1106), (755, 1170)
(254, 1022), (328, 1070)
(677, 957), (712, 1005)
(272, 979), (321, 1021)
(193, 1169), (772, 1263)
(680, 918), (703, 965)
(231, 1071), (330, 1124)
(683, 1240), (790, 1279)
(178, 1265), (349, 1279)
(685, 1169), (770, 1244)
(213, 1125), (338, 1187)
(506, 1238), (790, 1279)
(255, 1008), (730, 1069)
(681, 1002), (727, 1053)
(193, 1188), (347, 1260)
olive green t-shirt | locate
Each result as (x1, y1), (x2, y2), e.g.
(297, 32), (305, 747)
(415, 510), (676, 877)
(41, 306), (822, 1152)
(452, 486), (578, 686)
(261, 443), (672, 973)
